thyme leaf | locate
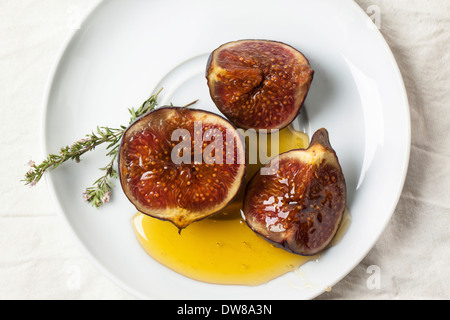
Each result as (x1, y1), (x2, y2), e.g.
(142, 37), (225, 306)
(23, 89), (162, 208)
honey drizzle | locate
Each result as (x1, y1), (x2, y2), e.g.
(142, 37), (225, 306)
(131, 125), (349, 285)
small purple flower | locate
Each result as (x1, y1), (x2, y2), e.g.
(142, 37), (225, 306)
(26, 160), (35, 167)
(102, 192), (111, 204)
(82, 190), (90, 201)
(72, 138), (89, 148)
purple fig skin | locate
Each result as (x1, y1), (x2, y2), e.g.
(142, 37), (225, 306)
(118, 106), (247, 230)
(243, 128), (346, 256)
(206, 39), (314, 131)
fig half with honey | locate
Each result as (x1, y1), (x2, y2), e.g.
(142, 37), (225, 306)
(243, 128), (346, 256)
(206, 39), (314, 130)
(118, 107), (246, 230)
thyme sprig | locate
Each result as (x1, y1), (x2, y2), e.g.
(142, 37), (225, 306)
(23, 89), (162, 208)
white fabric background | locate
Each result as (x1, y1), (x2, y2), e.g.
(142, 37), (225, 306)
(0, 0), (449, 300)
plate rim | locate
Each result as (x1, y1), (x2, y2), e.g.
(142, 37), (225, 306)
(40, 0), (411, 300)
(40, 0), (150, 300)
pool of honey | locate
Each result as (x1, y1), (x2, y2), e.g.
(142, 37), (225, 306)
(132, 125), (348, 286)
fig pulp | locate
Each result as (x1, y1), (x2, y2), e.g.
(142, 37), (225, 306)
(119, 107), (246, 230)
(206, 39), (314, 130)
(243, 129), (346, 256)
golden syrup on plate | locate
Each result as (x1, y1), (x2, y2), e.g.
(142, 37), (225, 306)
(131, 125), (338, 285)
(243, 124), (310, 185)
(132, 210), (314, 286)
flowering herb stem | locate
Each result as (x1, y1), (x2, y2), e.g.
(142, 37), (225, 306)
(23, 89), (162, 208)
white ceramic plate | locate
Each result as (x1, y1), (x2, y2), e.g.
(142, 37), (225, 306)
(42, 0), (410, 300)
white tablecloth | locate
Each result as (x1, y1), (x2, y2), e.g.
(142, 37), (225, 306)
(1, 0), (449, 299)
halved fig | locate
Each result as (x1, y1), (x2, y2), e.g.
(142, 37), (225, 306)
(206, 39), (314, 130)
(243, 128), (346, 256)
(118, 107), (246, 230)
